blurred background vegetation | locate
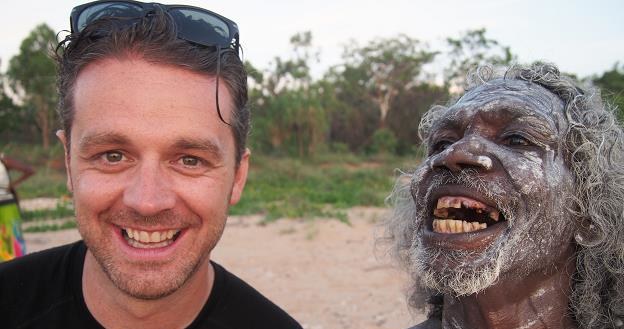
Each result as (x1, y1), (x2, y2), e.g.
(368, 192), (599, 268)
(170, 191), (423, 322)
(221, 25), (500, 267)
(2, 24), (623, 229)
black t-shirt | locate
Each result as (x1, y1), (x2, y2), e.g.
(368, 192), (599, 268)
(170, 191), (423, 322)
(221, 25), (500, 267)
(407, 318), (442, 329)
(0, 241), (302, 329)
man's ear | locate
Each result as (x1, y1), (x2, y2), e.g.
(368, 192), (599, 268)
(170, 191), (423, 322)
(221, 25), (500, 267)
(56, 130), (73, 193)
(229, 148), (250, 206)
(574, 217), (601, 247)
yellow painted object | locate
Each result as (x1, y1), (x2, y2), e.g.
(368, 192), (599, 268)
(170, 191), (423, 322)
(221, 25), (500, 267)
(0, 199), (26, 262)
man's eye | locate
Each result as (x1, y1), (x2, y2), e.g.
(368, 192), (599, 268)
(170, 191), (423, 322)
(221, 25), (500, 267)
(432, 140), (453, 153)
(505, 135), (531, 146)
(181, 156), (201, 167)
(103, 151), (123, 163)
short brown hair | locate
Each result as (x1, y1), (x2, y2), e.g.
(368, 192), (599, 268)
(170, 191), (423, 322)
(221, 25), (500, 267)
(56, 7), (249, 163)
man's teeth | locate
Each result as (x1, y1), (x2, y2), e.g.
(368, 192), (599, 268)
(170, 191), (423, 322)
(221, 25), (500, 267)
(434, 196), (500, 222)
(433, 219), (486, 233)
(124, 228), (179, 248)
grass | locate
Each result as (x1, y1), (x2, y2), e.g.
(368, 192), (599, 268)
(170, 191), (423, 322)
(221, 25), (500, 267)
(4, 143), (422, 230)
(2, 142), (70, 199)
(23, 220), (76, 233)
(230, 153), (417, 223)
(21, 202), (74, 222)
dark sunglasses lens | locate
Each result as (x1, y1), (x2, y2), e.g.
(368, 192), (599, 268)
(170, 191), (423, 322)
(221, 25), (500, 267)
(76, 2), (143, 32)
(169, 8), (230, 46)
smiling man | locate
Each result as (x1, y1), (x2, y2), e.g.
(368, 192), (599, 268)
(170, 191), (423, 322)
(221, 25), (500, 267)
(0, 1), (301, 328)
(384, 63), (624, 329)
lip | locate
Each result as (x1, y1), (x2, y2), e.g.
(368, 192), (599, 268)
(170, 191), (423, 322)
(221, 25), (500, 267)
(112, 224), (187, 261)
(422, 185), (508, 250)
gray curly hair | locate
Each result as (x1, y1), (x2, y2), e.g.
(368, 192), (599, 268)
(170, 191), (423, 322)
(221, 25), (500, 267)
(383, 62), (624, 328)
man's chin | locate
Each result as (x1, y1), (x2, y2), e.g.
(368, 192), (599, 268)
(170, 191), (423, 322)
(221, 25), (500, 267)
(410, 244), (504, 296)
(94, 253), (204, 301)
(111, 271), (188, 300)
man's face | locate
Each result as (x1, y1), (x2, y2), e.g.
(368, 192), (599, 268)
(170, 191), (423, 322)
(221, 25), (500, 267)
(409, 79), (575, 295)
(59, 57), (249, 299)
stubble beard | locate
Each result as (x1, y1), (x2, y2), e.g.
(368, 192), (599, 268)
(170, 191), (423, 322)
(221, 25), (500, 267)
(77, 209), (227, 300)
(408, 171), (529, 297)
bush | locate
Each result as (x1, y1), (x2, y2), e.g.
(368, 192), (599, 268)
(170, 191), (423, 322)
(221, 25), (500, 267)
(368, 128), (398, 155)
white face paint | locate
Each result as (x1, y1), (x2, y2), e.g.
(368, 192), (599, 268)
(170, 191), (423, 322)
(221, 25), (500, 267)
(408, 79), (576, 296)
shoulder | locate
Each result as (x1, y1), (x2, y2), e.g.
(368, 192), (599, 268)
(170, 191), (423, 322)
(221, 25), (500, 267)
(407, 318), (442, 329)
(0, 241), (87, 327)
(0, 241), (84, 280)
(192, 261), (302, 329)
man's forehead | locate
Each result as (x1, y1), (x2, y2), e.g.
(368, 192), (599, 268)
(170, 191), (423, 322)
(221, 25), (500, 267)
(454, 79), (565, 117)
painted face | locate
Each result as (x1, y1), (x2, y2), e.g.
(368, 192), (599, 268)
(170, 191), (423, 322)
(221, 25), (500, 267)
(409, 79), (575, 295)
(60, 57), (249, 299)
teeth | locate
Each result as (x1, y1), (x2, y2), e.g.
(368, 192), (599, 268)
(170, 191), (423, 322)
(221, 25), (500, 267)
(435, 196), (502, 222)
(139, 231), (150, 243)
(433, 208), (449, 218)
(432, 219), (488, 234)
(123, 228), (180, 247)
(450, 198), (461, 208)
(462, 220), (471, 232)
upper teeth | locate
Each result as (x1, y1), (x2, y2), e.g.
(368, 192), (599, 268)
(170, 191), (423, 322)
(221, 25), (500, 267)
(432, 196), (501, 234)
(435, 196), (500, 222)
(124, 228), (179, 244)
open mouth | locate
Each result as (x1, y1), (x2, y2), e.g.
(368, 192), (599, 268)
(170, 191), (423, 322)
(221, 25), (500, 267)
(121, 227), (182, 249)
(432, 196), (504, 234)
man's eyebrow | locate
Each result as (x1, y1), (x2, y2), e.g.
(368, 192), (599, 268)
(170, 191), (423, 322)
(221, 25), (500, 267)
(172, 138), (224, 159)
(78, 132), (131, 151)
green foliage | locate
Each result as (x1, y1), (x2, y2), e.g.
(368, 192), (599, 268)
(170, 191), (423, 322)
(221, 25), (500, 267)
(23, 220), (76, 233)
(16, 168), (69, 199)
(341, 34), (438, 127)
(1, 142), (68, 199)
(6, 23), (58, 149)
(445, 28), (516, 92)
(387, 83), (450, 154)
(249, 31), (329, 157)
(21, 202), (73, 222)
(229, 153), (407, 222)
(593, 63), (624, 121)
(368, 129), (398, 155)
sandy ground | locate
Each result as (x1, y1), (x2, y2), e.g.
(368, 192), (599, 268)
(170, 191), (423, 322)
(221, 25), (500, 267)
(22, 200), (424, 329)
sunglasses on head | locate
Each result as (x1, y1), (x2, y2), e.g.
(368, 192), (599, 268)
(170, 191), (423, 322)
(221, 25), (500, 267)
(70, 0), (240, 54)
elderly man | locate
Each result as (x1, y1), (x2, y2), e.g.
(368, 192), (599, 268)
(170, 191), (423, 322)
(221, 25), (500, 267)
(0, 1), (301, 328)
(385, 63), (624, 329)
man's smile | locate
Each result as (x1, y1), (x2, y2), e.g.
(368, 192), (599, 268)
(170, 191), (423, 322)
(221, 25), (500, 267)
(419, 185), (511, 251)
(431, 196), (503, 233)
(121, 227), (182, 249)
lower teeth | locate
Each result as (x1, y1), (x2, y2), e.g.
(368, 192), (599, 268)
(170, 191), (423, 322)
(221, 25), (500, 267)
(433, 219), (487, 234)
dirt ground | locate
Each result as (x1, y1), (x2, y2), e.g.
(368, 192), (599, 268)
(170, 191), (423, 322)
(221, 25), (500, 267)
(22, 201), (424, 329)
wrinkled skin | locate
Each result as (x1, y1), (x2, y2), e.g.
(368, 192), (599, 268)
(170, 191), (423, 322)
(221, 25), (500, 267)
(410, 79), (579, 328)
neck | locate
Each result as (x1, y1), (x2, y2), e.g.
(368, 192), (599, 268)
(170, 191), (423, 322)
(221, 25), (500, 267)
(82, 251), (214, 329)
(442, 254), (577, 329)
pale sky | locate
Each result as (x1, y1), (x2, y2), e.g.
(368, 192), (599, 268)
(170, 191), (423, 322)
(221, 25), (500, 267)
(1, 0), (622, 79)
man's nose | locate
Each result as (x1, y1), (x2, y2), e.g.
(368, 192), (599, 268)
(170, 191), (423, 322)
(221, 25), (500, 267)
(430, 137), (494, 173)
(123, 162), (176, 216)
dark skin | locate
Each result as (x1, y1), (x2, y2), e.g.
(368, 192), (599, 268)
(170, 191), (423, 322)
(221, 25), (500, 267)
(412, 79), (579, 328)
(441, 247), (577, 329)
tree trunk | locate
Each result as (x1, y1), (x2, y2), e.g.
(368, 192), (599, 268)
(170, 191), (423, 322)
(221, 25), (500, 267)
(35, 97), (50, 150)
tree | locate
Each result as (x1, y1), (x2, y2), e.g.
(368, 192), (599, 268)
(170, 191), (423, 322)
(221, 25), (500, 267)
(593, 62), (624, 121)
(342, 35), (438, 128)
(444, 28), (515, 92)
(7, 23), (58, 149)
(323, 64), (379, 152)
(249, 31), (329, 157)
